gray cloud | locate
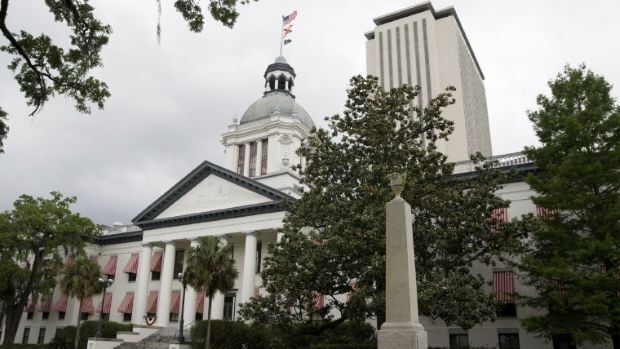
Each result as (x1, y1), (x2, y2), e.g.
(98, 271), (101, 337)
(1, 0), (619, 224)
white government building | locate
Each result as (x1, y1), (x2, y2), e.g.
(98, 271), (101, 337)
(2, 2), (610, 349)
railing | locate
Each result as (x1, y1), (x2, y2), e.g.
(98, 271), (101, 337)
(453, 151), (531, 174)
(101, 224), (141, 236)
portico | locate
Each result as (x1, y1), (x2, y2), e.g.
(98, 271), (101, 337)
(129, 160), (295, 327)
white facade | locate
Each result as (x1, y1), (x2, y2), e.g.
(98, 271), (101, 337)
(365, 2), (492, 162)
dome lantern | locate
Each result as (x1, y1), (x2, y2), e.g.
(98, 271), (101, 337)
(263, 56), (296, 96)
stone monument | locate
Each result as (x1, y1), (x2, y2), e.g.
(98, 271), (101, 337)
(377, 173), (428, 349)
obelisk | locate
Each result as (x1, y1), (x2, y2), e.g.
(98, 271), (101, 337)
(378, 173), (428, 349)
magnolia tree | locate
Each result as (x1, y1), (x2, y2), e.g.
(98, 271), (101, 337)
(239, 76), (524, 338)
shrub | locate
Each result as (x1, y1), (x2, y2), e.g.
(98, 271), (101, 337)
(48, 321), (132, 349)
(190, 320), (277, 349)
(0, 345), (49, 349)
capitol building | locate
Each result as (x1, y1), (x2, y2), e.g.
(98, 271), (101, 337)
(2, 3), (608, 349)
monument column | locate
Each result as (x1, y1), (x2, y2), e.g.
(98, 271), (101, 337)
(182, 239), (200, 325)
(133, 243), (153, 324)
(156, 241), (176, 326)
(378, 173), (427, 349)
(240, 231), (257, 304)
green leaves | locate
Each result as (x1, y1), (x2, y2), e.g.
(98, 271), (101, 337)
(240, 76), (522, 332)
(60, 256), (102, 301)
(184, 236), (238, 297)
(1, 0), (256, 153)
(0, 191), (98, 344)
(520, 65), (620, 346)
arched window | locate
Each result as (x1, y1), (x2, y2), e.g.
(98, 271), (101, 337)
(278, 76), (286, 90)
(288, 78), (294, 91)
(268, 76), (276, 90)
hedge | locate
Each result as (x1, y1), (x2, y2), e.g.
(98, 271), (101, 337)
(190, 320), (376, 349)
(0, 345), (49, 349)
(190, 320), (278, 349)
(48, 320), (132, 349)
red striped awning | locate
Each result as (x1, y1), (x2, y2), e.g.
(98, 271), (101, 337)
(25, 295), (35, 312)
(123, 254), (140, 274)
(117, 293), (134, 314)
(151, 252), (163, 272)
(253, 287), (260, 299)
(196, 292), (204, 314)
(97, 293), (113, 314)
(38, 296), (52, 312)
(80, 296), (95, 313)
(103, 255), (118, 275)
(536, 206), (557, 219)
(491, 208), (508, 222)
(493, 271), (515, 303)
(54, 295), (68, 312)
(170, 291), (181, 314)
(146, 292), (158, 314)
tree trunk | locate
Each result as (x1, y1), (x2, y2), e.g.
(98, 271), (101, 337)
(2, 305), (21, 345)
(205, 295), (213, 349)
(74, 299), (83, 349)
(612, 331), (620, 349)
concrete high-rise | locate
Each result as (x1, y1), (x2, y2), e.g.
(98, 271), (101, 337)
(365, 2), (492, 162)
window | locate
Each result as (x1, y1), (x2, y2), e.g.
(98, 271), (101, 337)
(80, 312), (89, 321)
(128, 273), (136, 282)
(493, 270), (517, 317)
(248, 142), (258, 177)
(42, 311), (49, 320)
(260, 139), (268, 175)
(498, 333), (520, 349)
(37, 327), (46, 344)
(195, 312), (203, 321)
(256, 241), (262, 274)
(152, 271), (161, 281)
(102, 313), (110, 321)
(552, 333), (576, 349)
(449, 333), (469, 349)
(123, 313), (132, 322)
(237, 144), (246, 175)
(22, 327), (30, 344)
(173, 250), (184, 279)
(27, 311), (34, 319)
(58, 312), (66, 320)
(170, 312), (179, 321)
(223, 292), (236, 321)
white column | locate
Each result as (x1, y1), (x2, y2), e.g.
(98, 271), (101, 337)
(243, 142), (251, 177)
(255, 139), (263, 177)
(182, 239), (200, 325)
(210, 236), (228, 320)
(240, 232), (257, 304)
(276, 232), (284, 243)
(132, 243), (152, 324)
(156, 241), (176, 326)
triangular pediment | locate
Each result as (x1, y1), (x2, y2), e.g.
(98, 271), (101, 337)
(132, 161), (295, 228)
(155, 174), (271, 219)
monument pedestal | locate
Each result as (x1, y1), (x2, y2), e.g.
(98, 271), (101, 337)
(378, 322), (428, 349)
(378, 174), (428, 349)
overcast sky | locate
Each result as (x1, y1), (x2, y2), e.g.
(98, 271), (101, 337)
(1, 0), (619, 225)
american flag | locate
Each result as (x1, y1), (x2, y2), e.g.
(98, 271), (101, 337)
(282, 10), (298, 26)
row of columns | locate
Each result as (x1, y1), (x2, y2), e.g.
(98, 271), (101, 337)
(131, 232), (262, 327)
(241, 139), (264, 178)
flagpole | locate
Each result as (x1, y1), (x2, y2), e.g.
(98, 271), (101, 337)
(279, 17), (284, 57)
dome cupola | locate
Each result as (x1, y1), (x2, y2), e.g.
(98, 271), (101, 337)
(263, 56), (296, 96)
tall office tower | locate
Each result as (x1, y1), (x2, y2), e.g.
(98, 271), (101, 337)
(365, 2), (492, 162)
